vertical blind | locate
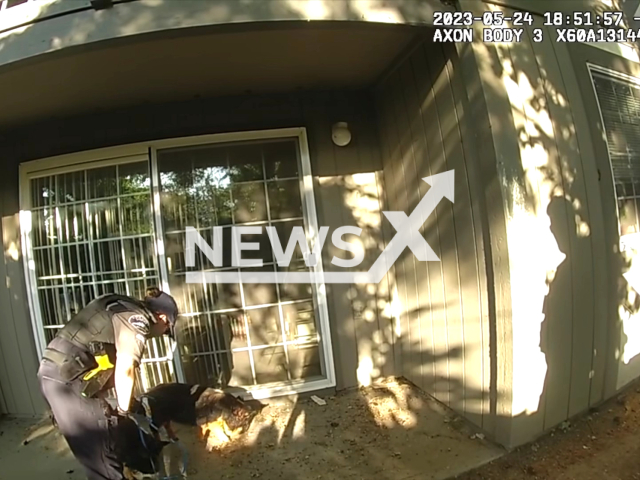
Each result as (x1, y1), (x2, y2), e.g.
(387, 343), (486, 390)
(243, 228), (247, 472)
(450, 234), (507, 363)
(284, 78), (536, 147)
(592, 72), (640, 184)
(592, 71), (640, 236)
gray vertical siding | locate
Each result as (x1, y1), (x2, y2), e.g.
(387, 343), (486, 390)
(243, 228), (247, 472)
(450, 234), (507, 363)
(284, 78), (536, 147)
(0, 156), (46, 416)
(527, 26), (597, 431)
(565, 43), (640, 400)
(456, 0), (615, 448)
(374, 39), (490, 430)
(0, 90), (391, 414)
(0, 338), (10, 415)
(494, 17), (610, 447)
(303, 94), (395, 390)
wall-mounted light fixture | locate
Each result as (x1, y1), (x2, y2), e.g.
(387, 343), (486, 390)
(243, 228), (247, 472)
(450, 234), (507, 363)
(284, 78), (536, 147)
(331, 122), (352, 147)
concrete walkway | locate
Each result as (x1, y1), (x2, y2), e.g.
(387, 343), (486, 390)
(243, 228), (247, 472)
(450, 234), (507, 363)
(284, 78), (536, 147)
(0, 378), (504, 480)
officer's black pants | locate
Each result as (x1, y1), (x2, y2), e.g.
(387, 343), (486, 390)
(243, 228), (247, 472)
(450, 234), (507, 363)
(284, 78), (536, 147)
(37, 359), (124, 480)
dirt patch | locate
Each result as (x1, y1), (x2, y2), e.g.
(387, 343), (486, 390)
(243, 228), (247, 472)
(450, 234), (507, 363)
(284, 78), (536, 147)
(456, 379), (640, 480)
(168, 377), (502, 480)
(10, 377), (640, 480)
(3, 377), (502, 480)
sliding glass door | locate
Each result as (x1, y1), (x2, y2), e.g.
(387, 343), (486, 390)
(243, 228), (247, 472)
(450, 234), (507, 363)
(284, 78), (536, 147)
(23, 155), (176, 392)
(155, 137), (326, 390)
(21, 128), (335, 396)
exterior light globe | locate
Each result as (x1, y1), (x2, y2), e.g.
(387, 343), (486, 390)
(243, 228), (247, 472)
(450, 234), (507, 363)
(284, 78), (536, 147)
(331, 122), (351, 147)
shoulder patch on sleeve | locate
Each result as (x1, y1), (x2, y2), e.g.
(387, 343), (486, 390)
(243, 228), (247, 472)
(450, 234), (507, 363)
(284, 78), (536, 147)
(128, 314), (150, 336)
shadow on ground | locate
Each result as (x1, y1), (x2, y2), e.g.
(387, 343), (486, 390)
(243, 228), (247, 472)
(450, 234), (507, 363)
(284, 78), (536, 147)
(2, 377), (503, 480)
(0, 415), (83, 480)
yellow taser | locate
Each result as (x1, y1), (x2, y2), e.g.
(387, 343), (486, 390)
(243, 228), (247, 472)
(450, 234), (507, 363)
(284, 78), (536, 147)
(83, 354), (115, 381)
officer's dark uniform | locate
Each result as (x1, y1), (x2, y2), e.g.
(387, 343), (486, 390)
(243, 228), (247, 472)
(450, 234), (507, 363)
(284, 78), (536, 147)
(36, 293), (170, 480)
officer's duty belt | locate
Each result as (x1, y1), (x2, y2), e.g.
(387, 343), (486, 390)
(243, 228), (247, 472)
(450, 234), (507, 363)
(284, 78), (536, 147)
(42, 347), (70, 367)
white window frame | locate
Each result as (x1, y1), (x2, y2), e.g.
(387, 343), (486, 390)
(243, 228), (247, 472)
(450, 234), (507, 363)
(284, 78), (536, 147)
(19, 148), (179, 391)
(587, 63), (640, 242)
(19, 127), (337, 400)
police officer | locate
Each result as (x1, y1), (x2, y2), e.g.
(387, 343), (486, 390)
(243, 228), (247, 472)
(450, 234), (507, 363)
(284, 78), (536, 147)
(36, 286), (180, 480)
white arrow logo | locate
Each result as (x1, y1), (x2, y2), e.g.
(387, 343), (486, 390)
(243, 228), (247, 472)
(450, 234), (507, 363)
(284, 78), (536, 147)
(186, 169), (455, 284)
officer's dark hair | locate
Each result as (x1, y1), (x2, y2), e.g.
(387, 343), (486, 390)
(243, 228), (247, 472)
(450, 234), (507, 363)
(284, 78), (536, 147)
(143, 287), (179, 338)
(145, 286), (162, 299)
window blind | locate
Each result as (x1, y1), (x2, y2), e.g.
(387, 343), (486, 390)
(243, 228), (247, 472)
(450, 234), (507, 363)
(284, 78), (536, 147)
(592, 73), (640, 184)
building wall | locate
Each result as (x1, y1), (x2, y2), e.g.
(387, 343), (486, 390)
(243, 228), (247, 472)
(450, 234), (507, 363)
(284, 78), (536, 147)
(0, 0), (635, 451)
(0, 149), (46, 416)
(373, 38), (493, 433)
(0, 0), (446, 419)
(0, 341), (9, 414)
(566, 42), (640, 396)
(0, 89), (397, 415)
(370, 0), (630, 447)
(455, 0), (627, 448)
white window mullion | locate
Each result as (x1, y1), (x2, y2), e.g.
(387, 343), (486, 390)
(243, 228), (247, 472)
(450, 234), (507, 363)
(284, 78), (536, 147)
(150, 147), (186, 383)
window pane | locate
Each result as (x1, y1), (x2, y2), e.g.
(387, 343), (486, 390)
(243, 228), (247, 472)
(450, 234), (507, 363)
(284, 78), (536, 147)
(233, 227), (272, 266)
(89, 200), (121, 239)
(278, 261), (314, 302)
(246, 306), (282, 347)
(123, 237), (156, 273)
(264, 140), (299, 179)
(34, 248), (59, 281)
(203, 279), (243, 311)
(232, 182), (268, 223)
(93, 240), (124, 273)
(619, 198), (638, 235)
(268, 179), (303, 220)
(242, 266), (278, 307)
(118, 162), (149, 195)
(228, 350), (253, 387)
(38, 289), (59, 326)
(273, 220), (306, 264)
(87, 166), (117, 199)
(254, 346), (289, 384)
(120, 194), (152, 235)
(226, 312), (249, 349)
(58, 204), (89, 244)
(61, 244), (91, 278)
(57, 171), (87, 204)
(288, 345), (322, 381)
(228, 144), (264, 182)
(282, 301), (317, 345)
(31, 177), (51, 208)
